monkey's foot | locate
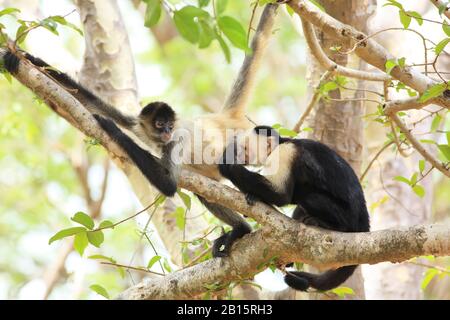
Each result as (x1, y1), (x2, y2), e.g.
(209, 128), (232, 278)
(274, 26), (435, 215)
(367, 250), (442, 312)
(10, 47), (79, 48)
(211, 224), (252, 258)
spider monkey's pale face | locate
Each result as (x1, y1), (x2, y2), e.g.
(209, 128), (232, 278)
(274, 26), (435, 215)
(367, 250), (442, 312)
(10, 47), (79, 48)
(140, 102), (176, 144)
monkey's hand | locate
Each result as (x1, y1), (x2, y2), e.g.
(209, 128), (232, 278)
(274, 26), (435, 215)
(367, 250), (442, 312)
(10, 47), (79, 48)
(212, 224), (252, 258)
(245, 193), (258, 206)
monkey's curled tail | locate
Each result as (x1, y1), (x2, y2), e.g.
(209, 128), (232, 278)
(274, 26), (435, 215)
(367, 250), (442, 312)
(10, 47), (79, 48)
(284, 265), (357, 292)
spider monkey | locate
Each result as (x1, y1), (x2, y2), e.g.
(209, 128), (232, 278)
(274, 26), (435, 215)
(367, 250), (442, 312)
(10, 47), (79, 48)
(218, 126), (370, 291)
(1, 4), (279, 257)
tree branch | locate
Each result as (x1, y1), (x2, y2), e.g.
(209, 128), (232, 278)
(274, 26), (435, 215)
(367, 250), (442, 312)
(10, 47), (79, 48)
(301, 19), (390, 82)
(430, 0), (450, 20)
(288, 0), (450, 109)
(117, 223), (449, 299)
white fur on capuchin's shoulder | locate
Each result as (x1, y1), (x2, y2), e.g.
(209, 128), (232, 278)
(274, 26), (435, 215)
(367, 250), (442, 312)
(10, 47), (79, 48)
(260, 142), (297, 193)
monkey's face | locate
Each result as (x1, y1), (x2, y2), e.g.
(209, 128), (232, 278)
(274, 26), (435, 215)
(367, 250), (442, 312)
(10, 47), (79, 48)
(237, 130), (275, 165)
(140, 101), (176, 144)
(154, 117), (175, 143)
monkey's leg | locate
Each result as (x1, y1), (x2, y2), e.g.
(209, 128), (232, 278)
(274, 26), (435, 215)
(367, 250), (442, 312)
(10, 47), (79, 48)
(197, 196), (251, 258)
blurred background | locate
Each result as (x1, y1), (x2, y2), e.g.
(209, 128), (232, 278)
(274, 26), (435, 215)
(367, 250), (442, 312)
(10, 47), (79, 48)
(0, 0), (448, 299)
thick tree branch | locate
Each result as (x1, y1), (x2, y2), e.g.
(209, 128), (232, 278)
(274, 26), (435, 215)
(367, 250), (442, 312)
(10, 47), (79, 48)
(117, 223), (449, 299)
(384, 97), (439, 114)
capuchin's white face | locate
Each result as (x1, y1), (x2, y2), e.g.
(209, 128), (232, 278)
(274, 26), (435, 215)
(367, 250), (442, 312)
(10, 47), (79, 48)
(236, 129), (277, 166)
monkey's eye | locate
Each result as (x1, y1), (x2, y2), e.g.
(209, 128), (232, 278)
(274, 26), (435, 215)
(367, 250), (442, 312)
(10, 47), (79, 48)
(155, 121), (164, 128)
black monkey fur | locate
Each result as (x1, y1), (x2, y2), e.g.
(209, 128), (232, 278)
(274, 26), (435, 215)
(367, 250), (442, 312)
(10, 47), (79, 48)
(219, 125), (370, 291)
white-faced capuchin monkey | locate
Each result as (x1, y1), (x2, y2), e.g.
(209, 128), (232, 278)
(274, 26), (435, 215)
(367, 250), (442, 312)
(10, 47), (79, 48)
(2, 4), (280, 257)
(218, 126), (370, 291)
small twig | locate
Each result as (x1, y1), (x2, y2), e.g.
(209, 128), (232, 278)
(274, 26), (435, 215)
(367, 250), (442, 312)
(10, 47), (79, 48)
(100, 261), (165, 276)
(407, 261), (450, 274)
(325, 97), (383, 104)
(292, 70), (333, 132)
(91, 196), (162, 232)
(360, 141), (395, 181)
(390, 119), (411, 157)
(182, 248), (211, 269)
(247, 1), (259, 45)
(390, 114), (450, 177)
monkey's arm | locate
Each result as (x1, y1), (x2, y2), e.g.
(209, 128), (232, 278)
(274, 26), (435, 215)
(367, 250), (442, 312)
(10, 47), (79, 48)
(93, 114), (178, 196)
(3, 50), (136, 127)
(219, 163), (291, 207)
(197, 196), (251, 257)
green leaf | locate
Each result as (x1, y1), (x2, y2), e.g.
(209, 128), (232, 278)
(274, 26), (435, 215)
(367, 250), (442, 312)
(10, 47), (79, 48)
(87, 230), (104, 248)
(385, 59), (398, 74)
(397, 57), (406, 68)
(88, 255), (115, 263)
(407, 11), (423, 26)
(439, 4), (448, 15)
(144, 0), (162, 28)
(330, 286), (355, 298)
(399, 10), (411, 29)
(216, 0), (228, 15)
(3, 72), (12, 83)
(394, 175), (410, 185)
(308, 0), (325, 12)
(443, 22), (450, 37)
(74, 231), (89, 256)
(278, 128), (298, 138)
(321, 81), (339, 93)
(172, 207), (186, 230)
(163, 258), (173, 273)
(413, 185), (425, 198)
(419, 160), (425, 173)
(421, 269), (438, 290)
(49, 227), (86, 244)
(410, 172), (418, 185)
(216, 33), (231, 63)
(286, 6), (295, 16)
(438, 144), (450, 161)
(418, 83), (447, 102)
(50, 15), (83, 35)
(198, 20), (215, 49)
(155, 195), (166, 206)
(431, 114), (442, 132)
(177, 190), (192, 210)
(218, 16), (249, 51)
(0, 7), (20, 17)
(41, 18), (59, 36)
(420, 139), (437, 145)
(71, 212), (94, 230)
(382, 0), (403, 10)
(173, 6), (204, 44)
(147, 255), (162, 269)
(99, 220), (114, 229)
(90, 284), (110, 299)
(15, 24), (28, 44)
(435, 38), (450, 55)
(198, 0), (210, 7)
